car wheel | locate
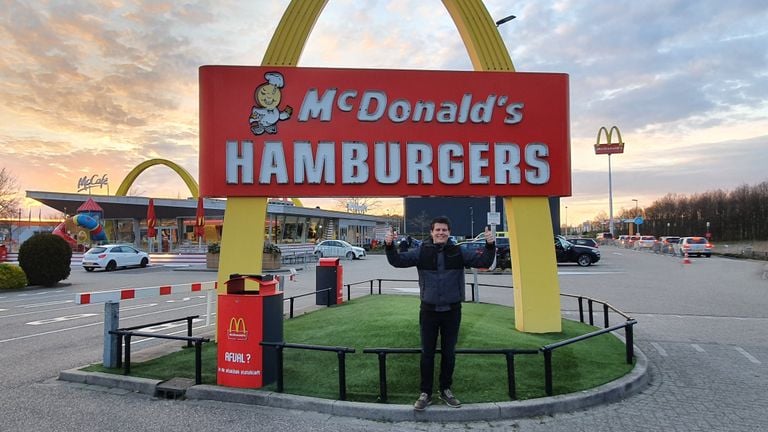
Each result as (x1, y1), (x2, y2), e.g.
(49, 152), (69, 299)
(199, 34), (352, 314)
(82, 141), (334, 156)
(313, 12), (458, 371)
(84, 267), (94, 272)
(315, 251), (323, 259)
(140, 258), (149, 268)
(576, 254), (592, 267)
(346, 251), (355, 260)
(105, 261), (117, 271)
(705, 254), (711, 258)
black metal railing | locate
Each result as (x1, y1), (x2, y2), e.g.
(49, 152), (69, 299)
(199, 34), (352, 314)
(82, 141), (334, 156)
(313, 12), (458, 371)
(284, 288), (335, 318)
(110, 315), (210, 384)
(361, 347), (539, 402)
(268, 278), (638, 401)
(540, 319), (637, 395)
(260, 341), (355, 400)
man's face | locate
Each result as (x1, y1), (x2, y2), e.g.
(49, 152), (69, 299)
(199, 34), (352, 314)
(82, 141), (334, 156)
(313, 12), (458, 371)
(430, 223), (450, 245)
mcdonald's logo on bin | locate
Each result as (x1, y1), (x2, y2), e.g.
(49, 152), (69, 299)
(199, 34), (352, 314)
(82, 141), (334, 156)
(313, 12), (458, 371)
(227, 317), (248, 340)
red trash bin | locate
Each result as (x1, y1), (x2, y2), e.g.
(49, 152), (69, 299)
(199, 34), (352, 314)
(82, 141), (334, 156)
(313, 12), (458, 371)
(217, 274), (283, 388)
(316, 257), (343, 305)
(0, 244), (7, 263)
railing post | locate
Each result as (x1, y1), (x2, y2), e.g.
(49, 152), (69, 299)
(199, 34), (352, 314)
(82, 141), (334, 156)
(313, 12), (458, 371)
(194, 340), (203, 384)
(326, 288), (332, 307)
(276, 345), (284, 392)
(588, 299), (594, 326)
(578, 297), (584, 323)
(338, 351), (347, 400)
(124, 334), (132, 375)
(289, 298), (295, 318)
(346, 284), (351, 301)
(505, 352), (516, 400)
(115, 332), (123, 368)
(377, 352), (388, 403)
(543, 349), (553, 396)
(625, 322), (635, 364)
(377, 279), (382, 295)
(603, 303), (610, 328)
(370, 280), (374, 295)
(186, 316), (193, 348)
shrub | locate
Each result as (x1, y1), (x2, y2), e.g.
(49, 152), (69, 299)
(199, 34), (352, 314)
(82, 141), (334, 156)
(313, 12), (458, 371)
(0, 264), (27, 290)
(18, 233), (72, 287)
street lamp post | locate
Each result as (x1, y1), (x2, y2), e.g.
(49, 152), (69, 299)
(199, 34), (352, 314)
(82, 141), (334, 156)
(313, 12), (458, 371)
(565, 205), (568, 236)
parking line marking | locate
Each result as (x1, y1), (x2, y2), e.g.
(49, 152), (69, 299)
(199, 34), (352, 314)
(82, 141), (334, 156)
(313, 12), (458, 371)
(650, 342), (668, 357)
(734, 347), (761, 364)
(691, 344), (705, 352)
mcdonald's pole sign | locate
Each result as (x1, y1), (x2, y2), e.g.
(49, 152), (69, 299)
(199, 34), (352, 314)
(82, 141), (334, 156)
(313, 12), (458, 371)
(594, 126), (625, 155)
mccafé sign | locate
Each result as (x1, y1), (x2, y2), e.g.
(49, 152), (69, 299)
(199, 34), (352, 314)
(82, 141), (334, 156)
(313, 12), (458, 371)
(199, 66), (570, 198)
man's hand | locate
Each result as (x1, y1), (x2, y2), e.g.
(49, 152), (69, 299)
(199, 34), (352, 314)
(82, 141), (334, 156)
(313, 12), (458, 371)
(384, 228), (394, 246)
(484, 226), (495, 244)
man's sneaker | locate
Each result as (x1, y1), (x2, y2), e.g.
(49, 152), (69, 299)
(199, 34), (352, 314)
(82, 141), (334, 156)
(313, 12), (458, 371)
(413, 392), (432, 411)
(439, 389), (462, 408)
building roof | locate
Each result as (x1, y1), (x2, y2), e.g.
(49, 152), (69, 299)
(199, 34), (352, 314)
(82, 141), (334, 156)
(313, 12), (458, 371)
(76, 197), (104, 213)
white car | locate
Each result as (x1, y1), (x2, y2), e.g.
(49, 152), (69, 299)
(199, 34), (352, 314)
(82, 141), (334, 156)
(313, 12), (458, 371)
(82, 244), (150, 272)
(633, 235), (657, 250)
(313, 240), (366, 260)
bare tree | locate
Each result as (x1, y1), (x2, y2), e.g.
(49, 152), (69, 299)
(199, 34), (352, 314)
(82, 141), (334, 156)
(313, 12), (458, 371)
(0, 167), (20, 218)
(409, 210), (432, 239)
(334, 197), (381, 214)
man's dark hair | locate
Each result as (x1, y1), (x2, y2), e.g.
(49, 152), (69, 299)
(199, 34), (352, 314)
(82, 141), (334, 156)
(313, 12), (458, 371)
(430, 216), (451, 231)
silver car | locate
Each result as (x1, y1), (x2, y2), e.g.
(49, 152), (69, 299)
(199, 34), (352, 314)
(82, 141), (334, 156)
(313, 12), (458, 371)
(313, 240), (367, 260)
(82, 244), (150, 272)
(673, 237), (713, 257)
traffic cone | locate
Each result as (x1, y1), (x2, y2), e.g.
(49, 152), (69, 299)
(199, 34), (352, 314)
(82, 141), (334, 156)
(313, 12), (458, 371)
(682, 251), (691, 264)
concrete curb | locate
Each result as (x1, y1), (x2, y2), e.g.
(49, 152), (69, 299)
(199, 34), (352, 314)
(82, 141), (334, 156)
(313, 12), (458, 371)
(60, 346), (649, 422)
(59, 369), (161, 396)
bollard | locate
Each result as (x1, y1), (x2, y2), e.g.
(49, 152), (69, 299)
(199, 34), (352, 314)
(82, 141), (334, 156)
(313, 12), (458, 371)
(103, 301), (120, 368)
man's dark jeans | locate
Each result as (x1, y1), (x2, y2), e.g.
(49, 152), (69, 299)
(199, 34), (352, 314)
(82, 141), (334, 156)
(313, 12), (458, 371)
(419, 307), (461, 395)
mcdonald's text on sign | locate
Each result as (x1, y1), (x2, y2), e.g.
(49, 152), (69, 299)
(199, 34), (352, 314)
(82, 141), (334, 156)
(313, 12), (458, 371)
(594, 143), (625, 155)
(199, 66), (571, 198)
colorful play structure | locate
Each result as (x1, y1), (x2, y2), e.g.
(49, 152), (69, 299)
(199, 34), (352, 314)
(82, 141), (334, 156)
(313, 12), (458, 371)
(51, 197), (108, 249)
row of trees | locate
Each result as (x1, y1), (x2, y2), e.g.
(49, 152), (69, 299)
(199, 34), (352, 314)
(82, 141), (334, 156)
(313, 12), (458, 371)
(595, 181), (768, 241)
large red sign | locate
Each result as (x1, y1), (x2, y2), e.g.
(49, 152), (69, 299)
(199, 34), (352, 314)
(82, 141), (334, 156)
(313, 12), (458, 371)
(199, 66), (570, 198)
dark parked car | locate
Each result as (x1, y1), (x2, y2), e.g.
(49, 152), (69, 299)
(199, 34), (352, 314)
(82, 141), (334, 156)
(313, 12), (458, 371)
(459, 237), (510, 270)
(570, 238), (598, 248)
(554, 236), (600, 267)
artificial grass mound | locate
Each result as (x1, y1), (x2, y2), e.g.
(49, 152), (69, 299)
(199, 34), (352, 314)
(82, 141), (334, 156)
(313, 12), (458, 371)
(85, 295), (634, 404)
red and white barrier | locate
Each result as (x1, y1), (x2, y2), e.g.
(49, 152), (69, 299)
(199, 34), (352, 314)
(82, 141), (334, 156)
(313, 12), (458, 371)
(75, 281), (217, 304)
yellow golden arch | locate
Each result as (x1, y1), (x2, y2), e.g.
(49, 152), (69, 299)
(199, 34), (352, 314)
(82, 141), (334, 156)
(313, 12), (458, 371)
(217, 0), (561, 333)
(115, 158), (200, 198)
(596, 126), (624, 145)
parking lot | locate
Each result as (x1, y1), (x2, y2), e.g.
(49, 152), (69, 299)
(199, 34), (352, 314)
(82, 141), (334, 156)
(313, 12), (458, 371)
(1, 248), (767, 430)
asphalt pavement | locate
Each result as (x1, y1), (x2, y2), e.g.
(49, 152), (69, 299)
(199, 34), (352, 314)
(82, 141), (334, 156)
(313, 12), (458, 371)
(1, 248), (767, 431)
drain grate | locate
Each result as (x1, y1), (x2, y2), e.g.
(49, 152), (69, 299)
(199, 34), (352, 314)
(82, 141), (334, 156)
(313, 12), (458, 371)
(155, 377), (195, 400)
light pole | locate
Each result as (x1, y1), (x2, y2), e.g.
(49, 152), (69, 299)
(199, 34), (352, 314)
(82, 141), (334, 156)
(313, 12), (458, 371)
(631, 199), (638, 235)
(565, 205), (568, 236)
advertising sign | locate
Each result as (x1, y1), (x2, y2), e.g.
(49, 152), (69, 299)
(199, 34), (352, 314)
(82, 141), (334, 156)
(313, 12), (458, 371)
(199, 66), (570, 198)
(217, 296), (265, 388)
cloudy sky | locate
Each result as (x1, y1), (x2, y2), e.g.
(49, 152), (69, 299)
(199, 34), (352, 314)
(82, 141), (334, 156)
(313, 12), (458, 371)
(1, 0), (767, 225)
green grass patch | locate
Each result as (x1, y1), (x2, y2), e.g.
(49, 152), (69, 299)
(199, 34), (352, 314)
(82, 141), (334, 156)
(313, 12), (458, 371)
(84, 295), (633, 404)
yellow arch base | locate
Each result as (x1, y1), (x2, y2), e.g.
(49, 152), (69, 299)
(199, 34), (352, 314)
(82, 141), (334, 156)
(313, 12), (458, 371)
(444, 0), (561, 332)
(116, 158), (200, 198)
(216, 0), (561, 333)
